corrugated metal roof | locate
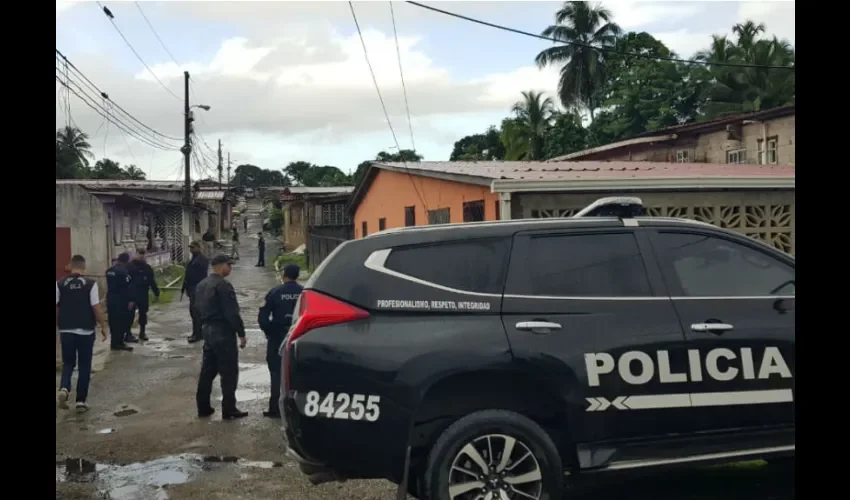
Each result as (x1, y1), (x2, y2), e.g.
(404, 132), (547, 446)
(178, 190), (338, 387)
(195, 190), (226, 201)
(374, 161), (795, 181)
(282, 186), (355, 194)
(56, 179), (184, 191)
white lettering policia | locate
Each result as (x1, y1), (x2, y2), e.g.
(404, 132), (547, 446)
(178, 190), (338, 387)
(585, 347), (792, 387)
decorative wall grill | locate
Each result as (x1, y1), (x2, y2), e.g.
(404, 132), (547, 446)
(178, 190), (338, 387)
(154, 207), (184, 263)
(528, 202), (794, 255)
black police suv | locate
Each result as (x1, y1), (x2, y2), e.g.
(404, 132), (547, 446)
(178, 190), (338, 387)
(280, 197), (795, 500)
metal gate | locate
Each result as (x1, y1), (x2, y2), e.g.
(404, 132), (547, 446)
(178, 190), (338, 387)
(154, 207), (184, 263)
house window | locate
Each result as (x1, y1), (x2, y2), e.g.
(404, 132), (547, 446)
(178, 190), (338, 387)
(726, 149), (747, 164)
(404, 206), (416, 227)
(675, 150), (690, 163)
(361, 221), (368, 237)
(379, 218), (386, 231)
(463, 200), (485, 222)
(427, 208), (450, 225)
(758, 137), (779, 164)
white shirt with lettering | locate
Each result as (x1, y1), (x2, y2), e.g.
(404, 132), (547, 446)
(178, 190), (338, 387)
(56, 281), (100, 336)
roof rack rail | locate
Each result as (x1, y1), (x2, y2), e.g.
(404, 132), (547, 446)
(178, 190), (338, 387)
(573, 196), (646, 218)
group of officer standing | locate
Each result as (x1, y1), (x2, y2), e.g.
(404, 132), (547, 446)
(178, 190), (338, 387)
(57, 213), (303, 422)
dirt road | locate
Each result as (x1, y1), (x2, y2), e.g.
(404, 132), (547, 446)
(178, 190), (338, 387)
(55, 202), (793, 500)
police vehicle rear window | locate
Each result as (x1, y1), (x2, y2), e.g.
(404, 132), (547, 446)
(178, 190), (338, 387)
(384, 238), (511, 294)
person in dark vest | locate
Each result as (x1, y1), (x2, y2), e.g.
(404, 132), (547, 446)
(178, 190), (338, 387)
(57, 255), (107, 412)
(106, 253), (134, 351)
(127, 249), (160, 342)
(256, 232), (265, 267)
(195, 254), (249, 420)
(231, 226), (240, 260)
(182, 241), (210, 343)
(257, 263), (303, 418)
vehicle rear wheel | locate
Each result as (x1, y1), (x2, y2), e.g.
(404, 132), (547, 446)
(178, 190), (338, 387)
(421, 409), (562, 500)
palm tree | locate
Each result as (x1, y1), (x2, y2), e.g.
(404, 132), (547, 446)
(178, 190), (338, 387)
(56, 126), (94, 170)
(535, 1), (621, 120)
(503, 91), (556, 160)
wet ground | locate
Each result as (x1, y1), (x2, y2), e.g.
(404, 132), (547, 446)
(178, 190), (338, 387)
(56, 201), (793, 500)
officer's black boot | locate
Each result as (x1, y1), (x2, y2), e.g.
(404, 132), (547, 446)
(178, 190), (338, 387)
(138, 325), (148, 342)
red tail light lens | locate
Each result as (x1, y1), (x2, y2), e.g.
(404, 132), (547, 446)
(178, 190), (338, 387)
(288, 290), (370, 344)
(284, 290), (369, 393)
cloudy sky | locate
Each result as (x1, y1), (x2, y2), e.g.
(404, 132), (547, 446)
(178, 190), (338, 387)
(55, 0), (795, 180)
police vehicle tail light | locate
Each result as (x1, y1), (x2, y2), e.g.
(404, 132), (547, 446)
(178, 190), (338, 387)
(288, 290), (370, 344)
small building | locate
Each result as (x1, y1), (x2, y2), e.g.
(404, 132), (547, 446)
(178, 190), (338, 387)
(350, 161), (796, 255)
(56, 180), (213, 280)
(305, 193), (354, 268)
(194, 186), (237, 238)
(550, 105), (795, 165)
(279, 186), (354, 251)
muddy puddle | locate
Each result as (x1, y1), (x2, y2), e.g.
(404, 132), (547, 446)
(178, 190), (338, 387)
(231, 363), (269, 403)
(57, 454), (290, 499)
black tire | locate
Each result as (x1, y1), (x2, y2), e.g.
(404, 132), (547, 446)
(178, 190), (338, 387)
(421, 409), (563, 500)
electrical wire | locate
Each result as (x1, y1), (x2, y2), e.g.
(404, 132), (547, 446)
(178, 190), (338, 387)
(56, 74), (177, 152)
(389, 1), (416, 153)
(56, 50), (182, 142)
(96, 1), (182, 100)
(55, 65), (179, 150)
(405, 1), (796, 71)
(349, 1), (429, 212)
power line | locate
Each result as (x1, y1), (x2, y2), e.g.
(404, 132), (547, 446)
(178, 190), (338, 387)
(55, 65), (179, 150)
(348, 1), (429, 212)
(389, 1), (416, 153)
(134, 1), (182, 68)
(95, 2), (182, 100)
(405, 1), (796, 71)
(56, 50), (182, 142)
(56, 74), (177, 152)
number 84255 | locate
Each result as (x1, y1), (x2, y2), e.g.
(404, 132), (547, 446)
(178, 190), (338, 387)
(303, 391), (381, 422)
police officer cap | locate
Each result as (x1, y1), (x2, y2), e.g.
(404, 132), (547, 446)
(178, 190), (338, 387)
(117, 253), (130, 263)
(211, 254), (235, 266)
(283, 263), (300, 279)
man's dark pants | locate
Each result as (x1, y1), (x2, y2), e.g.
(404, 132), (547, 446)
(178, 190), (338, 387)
(257, 250), (265, 267)
(188, 290), (202, 340)
(59, 332), (96, 403)
(107, 301), (129, 347)
(134, 295), (150, 335)
(196, 326), (240, 413)
(266, 331), (285, 413)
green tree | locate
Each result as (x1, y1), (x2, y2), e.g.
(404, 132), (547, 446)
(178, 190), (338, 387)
(449, 126), (505, 161)
(56, 126), (94, 178)
(375, 149), (423, 162)
(500, 117), (529, 160)
(535, 1), (621, 120)
(543, 112), (588, 159)
(695, 21), (795, 118)
(301, 165), (352, 187)
(506, 90), (556, 160)
(123, 165), (146, 180)
(283, 161), (314, 185)
(353, 160), (372, 186)
(232, 164), (264, 187)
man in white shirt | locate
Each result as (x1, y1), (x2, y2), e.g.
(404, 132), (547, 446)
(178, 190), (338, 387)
(56, 255), (107, 413)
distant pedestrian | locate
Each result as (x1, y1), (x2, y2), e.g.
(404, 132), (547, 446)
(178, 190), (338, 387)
(195, 254), (249, 420)
(243, 217), (247, 231)
(231, 227), (240, 260)
(258, 264), (302, 418)
(127, 249), (160, 342)
(57, 255), (108, 413)
(106, 253), (134, 351)
(202, 228), (216, 256)
(256, 232), (265, 267)
(182, 241), (209, 343)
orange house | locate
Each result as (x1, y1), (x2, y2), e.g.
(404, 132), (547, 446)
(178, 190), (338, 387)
(350, 162), (502, 237)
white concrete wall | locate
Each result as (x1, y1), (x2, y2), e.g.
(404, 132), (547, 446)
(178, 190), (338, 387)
(55, 184), (111, 277)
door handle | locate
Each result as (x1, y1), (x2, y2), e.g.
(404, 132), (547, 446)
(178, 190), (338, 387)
(516, 321), (562, 333)
(691, 322), (734, 334)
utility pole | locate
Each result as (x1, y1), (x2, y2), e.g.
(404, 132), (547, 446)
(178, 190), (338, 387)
(227, 153), (231, 186)
(217, 139), (223, 189)
(181, 71), (192, 206)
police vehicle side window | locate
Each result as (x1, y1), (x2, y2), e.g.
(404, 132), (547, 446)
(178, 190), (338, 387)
(655, 232), (794, 297)
(514, 232), (651, 297)
(383, 238), (510, 294)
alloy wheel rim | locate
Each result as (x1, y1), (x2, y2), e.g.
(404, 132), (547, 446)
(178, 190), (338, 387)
(447, 433), (543, 500)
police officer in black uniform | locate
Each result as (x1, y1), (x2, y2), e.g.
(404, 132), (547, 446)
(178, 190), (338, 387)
(257, 263), (303, 418)
(127, 249), (160, 342)
(194, 254), (249, 420)
(106, 253), (134, 351)
(182, 241), (209, 343)
(256, 232), (265, 267)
